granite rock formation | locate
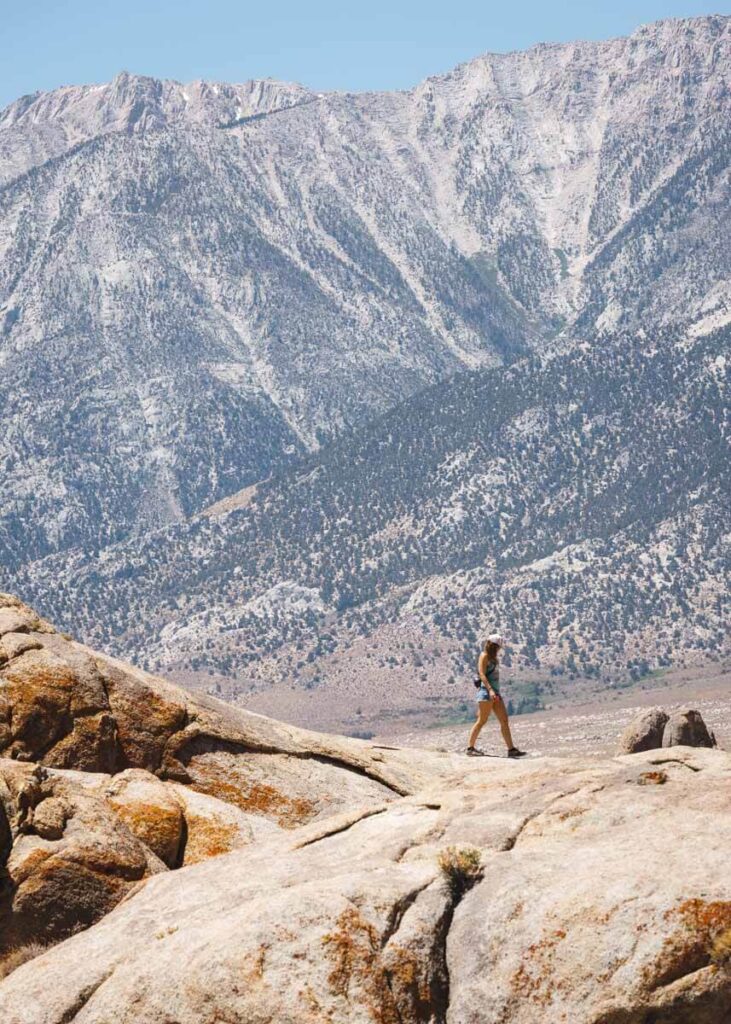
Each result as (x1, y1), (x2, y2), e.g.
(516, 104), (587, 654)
(0, 746), (729, 1023)
(0, 592), (729, 1021)
(619, 706), (717, 754)
(0, 591), (454, 961)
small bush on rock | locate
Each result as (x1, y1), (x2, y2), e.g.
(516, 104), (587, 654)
(438, 845), (483, 899)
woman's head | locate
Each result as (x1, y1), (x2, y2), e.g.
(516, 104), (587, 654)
(484, 634), (503, 661)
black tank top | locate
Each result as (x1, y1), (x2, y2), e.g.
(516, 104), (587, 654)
(482, 657), (500, 689)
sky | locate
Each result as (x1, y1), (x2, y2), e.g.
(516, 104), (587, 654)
(1, 1), (728, 109)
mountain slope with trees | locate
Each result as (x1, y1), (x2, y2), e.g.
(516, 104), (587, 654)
(10, 321), (728, 726)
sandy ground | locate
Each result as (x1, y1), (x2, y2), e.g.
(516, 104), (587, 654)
(374, 667), (731, 758)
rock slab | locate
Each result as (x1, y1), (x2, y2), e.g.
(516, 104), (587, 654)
(0, 748), (729, 1023)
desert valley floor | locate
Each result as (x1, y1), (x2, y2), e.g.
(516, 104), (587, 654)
(379, 667), (731, 757)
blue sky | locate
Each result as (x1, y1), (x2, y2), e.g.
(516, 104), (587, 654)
(1, 1), (727, 109)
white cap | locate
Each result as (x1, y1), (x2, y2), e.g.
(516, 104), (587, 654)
(487, 633), (503, 647)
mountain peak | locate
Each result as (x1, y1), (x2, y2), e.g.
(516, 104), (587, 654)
(0, 71), (313, 183)
(0, 16), (728, 710)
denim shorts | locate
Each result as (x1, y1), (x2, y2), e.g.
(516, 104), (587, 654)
(476, 687), (499, 702)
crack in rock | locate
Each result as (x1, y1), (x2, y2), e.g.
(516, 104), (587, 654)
(500, 783), (605, 851)
(59, 968), (114, 1023)
(647, 757), (701, 773)
(292, 805), (390, 849)
(380, 880), (434, 949)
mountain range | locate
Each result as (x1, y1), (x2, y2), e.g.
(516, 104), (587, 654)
(1, 15), (729, 728)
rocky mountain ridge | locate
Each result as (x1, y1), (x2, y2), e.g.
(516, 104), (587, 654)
(1, 15), (729, 570)
(0, 72), (313, 184)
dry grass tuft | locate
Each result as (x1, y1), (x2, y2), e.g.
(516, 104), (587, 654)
(710, 927), (731, 970)
(438, 845), (483, 900)
(0, 942), (48, 980)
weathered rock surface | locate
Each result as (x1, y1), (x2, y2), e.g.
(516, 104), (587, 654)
(1, 591), (729, 1020)
(0, 758), (166, 954)
(0, 754), (291, 965)
(662, 708), (717, 750)
(1, 747), (729, 1023)
(617, 708), (670, 754)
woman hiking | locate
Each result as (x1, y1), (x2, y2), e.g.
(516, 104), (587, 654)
(466, 634), (527, 758)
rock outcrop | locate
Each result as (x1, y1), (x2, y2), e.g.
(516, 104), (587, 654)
(0, 758), (166, 952)
(0, 747), (729, 1023)
(0, 592), (457, 960)
(618, 706), (717, 755)
(0, 755), (289, 958)
(0, 592), (451, 802)
(1, 591), (730, 1021)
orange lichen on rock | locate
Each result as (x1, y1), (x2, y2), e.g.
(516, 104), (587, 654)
(508, 927), (572, 1009)
(321, 906), (428, 1024)
(2, 659), (77, 751)
(187, 762), (315, 828)
(645, 899), (731, 990)
(107, 799), (183, 868)
(99, 661), (186, 772)
(323, 907), (381, 1000)
(182, 814), (239, 865)
(1, 649), (119, 771)
(677, 899), (731, 936)
(9, 847), (54, 886)
(557, 806), (586, 821)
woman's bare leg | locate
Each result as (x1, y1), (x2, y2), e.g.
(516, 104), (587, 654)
(468, 701), (491, 748)
(493, 698), (515, 749)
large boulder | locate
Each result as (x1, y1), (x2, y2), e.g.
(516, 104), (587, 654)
(0, 759), (166, 956)
(0, 758), (287, 963)
(74, 767), (283, 868)
(1, 748), (729, 1023)
(663, 708), (717, 749)
(97, 768), (186, 868)
(616, 707), (669, 753)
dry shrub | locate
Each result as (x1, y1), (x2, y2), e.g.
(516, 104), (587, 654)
(0, 942), (47, 981)
(710, 927), (731, 970)
(438, 845), (483, 900)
